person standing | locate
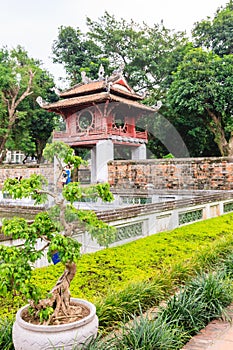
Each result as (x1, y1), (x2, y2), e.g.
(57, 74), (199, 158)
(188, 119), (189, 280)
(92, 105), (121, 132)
(64, 164), (72, 185)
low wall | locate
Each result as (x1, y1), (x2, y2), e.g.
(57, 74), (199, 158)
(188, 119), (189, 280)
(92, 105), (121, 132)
(80, 189), (233, 253)
(0, 164), (54, 188)
(108, 157), (233, 190)
(1, 158), (233, 191)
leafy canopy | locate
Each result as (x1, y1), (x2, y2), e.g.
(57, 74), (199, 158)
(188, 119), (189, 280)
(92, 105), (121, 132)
(0, 45), (58, 162)
(166, 48), (233, 156)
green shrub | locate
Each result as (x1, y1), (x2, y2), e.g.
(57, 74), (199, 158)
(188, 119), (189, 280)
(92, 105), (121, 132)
(0, 318), (14, 350)
(109, 313), (185, 350)
(77, 267), (233, 349)
(185, 271), (233, 319)
(29, 213), (233, 304)
(159, 288), (207, 335)
(96, 278), (166, 331)
(220, 252), (233, 278)
(158, 269), (233, 336)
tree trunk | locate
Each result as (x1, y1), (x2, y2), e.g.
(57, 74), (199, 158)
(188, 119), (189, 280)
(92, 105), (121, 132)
(35, 139), (46, 164)
(227, 132), (233, 156)
(0, 70), (34, 163)
(30, 262), (77, 325)
(206, 108), (230, 156)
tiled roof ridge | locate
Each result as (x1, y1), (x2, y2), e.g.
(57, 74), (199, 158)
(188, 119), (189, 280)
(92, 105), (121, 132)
(59, 71), (143, 100)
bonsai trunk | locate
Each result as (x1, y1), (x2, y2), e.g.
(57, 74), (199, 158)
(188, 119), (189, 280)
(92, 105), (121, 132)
(31, 262), (77, 325)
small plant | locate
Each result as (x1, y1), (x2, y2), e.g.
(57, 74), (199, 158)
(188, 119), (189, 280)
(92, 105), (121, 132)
(111, 313), (185, 350)
(158, 269), (233, 336)
(0, 318), (14, 350)
(96, 279), (165, 332)
(185, 270), (233, 319)
(0, 141), (116, 325)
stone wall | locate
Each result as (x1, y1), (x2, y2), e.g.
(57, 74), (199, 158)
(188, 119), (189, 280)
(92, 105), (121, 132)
(2, 158), (233, 191)
(108, 157), (233, 190)
(0, 164), (54, 188)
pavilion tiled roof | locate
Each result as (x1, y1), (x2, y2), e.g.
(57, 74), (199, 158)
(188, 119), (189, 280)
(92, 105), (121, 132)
(42, 92), (156, 114)
(59, 81), (105, 98)
(59, 77), (143, 101)
(39, 67), (159, 115)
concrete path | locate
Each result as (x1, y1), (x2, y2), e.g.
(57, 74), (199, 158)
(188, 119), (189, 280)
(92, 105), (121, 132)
(182, 304), (233, 350)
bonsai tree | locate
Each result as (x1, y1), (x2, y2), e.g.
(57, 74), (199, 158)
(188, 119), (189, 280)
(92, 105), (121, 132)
(0, 141), (115, 325)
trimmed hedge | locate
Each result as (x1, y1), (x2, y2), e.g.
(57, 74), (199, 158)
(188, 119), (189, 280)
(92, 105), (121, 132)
(1, 213), (233, 324)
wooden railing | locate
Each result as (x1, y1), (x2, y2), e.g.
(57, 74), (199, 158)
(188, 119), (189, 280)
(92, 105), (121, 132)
(53, 129), (147, 140)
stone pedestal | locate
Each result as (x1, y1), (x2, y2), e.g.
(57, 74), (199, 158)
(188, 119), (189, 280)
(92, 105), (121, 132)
(91, 140), (114, 183)
(131, 144), (147, 160)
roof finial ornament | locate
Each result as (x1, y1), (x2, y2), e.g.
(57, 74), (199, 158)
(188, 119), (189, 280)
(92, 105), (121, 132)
(36, 96), (48, 107)
(81, 71), (92, 84)
(98, 64), (105, 81)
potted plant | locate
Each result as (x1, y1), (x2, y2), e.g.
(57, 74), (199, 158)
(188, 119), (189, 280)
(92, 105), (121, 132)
(0, 141), (116, 350)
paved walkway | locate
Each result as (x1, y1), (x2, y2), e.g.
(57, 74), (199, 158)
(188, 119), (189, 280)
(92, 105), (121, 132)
(182, 304), (233, 350)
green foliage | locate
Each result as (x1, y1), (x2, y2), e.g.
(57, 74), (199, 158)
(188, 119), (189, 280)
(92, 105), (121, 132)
(62, 182), (114, 205)
(159, 269), (233, 337)
(37, 307), (54, 324)
(0, 142), (115, 311)
(48, 234), (82, 263)
(96, 279), (165, 330)
(78, 267), (233, 349)
(9, 213), (229, 327)
(52, 12), (188, 93)
(0, 211), (60, 302)
(0, 244), (41, 301)
(43, 141), (70, 163)
(185, 271), (233, 318)
(62, 182), (83, 203)
(0, 46), (58, 162)
(0, 318), (14, 350)
(95, 183), (114, 202)
(52, 9), (233, 157)
(2, 211), (233, 344)
(43, 141), (88, 172)
(52, 25), (110, 84)
(2, 214), (232, 301)
(162, 2), (233, 157)
(97, 312), (184, 350)
(48, 204), (116, 247)
(76, 209), (116, 247)
(192, 1), (233, 57)
(163, 153), (174, 159)
(166, 48), (233, 156)
(3, 174), (48, 204)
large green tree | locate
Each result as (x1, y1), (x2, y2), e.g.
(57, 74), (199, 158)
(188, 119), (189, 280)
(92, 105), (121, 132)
(0, 46), (58, 163)
(87, 12), (190, 94)
(52, 25), (110, 85)
(52, 12), (188, 94)
(192, 0), (233, 56)
(157, 1), (233, 157)
(166, 48), (233, 156)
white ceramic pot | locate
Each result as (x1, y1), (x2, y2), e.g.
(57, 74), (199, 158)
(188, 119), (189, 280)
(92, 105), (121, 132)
(13, 298), (98, 350)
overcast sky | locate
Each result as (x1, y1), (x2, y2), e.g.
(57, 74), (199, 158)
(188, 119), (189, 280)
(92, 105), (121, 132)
(0, 0), (229, 87)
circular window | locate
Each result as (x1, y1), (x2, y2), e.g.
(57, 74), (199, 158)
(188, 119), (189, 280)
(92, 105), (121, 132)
(77, 111), (93, 131)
